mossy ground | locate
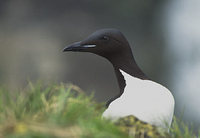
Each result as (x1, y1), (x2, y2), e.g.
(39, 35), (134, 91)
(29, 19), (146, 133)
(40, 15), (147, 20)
(0, 83), (198, 138)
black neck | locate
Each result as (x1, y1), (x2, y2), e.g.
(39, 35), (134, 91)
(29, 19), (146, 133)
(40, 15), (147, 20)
(111, 53), (148, 89)
(106, 53), (148, 107)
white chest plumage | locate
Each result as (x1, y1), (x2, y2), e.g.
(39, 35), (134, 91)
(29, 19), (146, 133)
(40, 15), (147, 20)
(102, 70), (175, 129)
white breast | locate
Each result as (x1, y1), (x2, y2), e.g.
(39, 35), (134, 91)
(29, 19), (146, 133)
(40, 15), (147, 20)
(102, 70), (175, 129)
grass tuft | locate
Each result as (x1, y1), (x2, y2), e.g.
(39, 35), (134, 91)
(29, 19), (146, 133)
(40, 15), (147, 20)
(0, 83), (198, 138)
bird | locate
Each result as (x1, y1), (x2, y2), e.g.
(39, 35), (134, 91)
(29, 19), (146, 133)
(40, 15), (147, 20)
(63, 28), (175, 130)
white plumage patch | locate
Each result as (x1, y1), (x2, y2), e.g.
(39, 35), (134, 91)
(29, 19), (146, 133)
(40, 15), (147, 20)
(102, 70), (175, 129)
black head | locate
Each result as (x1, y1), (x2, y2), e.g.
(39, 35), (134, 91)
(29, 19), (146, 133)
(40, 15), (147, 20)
(63, 29), (148, 107)
(63, 29), (133, 61)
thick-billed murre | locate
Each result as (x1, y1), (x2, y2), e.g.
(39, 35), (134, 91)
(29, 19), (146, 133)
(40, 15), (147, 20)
(63, 29), (175, 129)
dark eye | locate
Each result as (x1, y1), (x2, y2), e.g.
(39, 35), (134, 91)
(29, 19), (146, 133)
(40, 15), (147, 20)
(101, 36), (109, 41)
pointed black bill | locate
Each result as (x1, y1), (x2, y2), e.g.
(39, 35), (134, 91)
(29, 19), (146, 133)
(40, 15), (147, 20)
(63, 41), (96, 52)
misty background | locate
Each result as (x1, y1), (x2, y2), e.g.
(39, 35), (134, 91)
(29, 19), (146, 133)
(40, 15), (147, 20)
(0, 0), (200, 130)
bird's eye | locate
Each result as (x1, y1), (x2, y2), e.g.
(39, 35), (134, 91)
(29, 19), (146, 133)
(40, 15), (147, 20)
(101, 36), (109, 41)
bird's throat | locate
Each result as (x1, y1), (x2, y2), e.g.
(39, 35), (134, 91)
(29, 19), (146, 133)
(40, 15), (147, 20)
(106, 57), (148, 107)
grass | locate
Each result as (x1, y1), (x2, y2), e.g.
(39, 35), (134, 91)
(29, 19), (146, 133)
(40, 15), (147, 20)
(0, 82), (198, 138)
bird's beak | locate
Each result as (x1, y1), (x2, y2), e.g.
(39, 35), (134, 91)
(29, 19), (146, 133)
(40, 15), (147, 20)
(63, 41), (96, 52)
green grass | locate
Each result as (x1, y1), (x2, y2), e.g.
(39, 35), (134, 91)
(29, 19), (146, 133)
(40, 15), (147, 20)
(0, 83), (198, 138)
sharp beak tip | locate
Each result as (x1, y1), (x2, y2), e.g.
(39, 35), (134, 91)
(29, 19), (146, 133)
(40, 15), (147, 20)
(62, 47), (68, 52)
(62, 42), (81, 52)
(62, 42), (96, 52)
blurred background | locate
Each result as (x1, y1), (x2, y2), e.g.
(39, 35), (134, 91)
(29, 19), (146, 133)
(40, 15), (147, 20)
(0, 0), (200, 130)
